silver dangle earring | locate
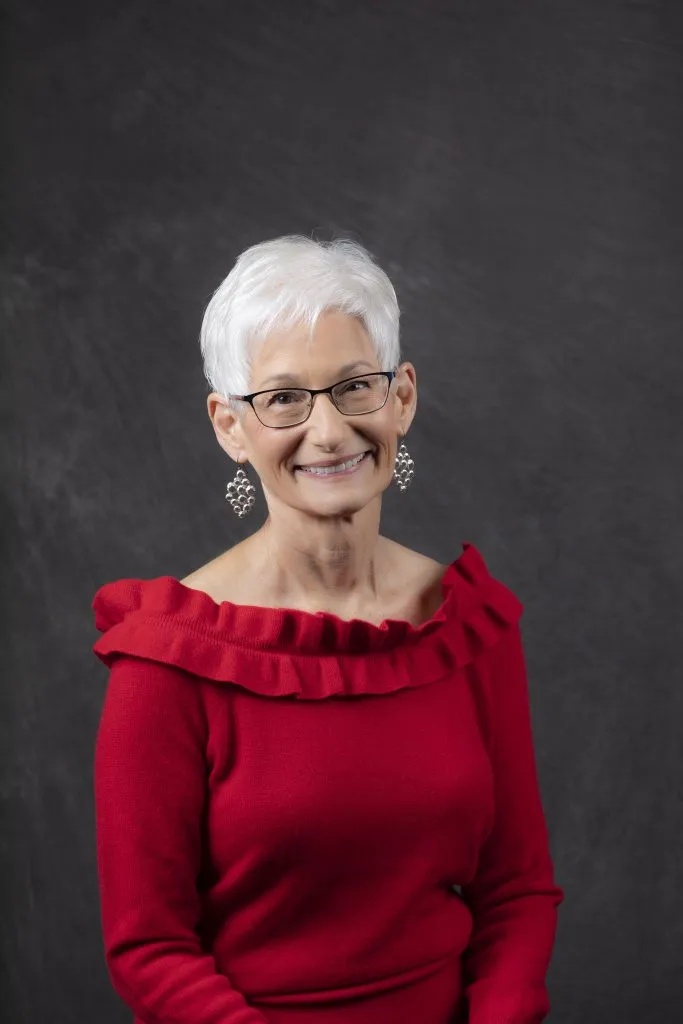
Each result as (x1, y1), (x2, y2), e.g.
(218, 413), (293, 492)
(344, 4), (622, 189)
(225, 461), (256, 518)
(393, 438), (415, 491)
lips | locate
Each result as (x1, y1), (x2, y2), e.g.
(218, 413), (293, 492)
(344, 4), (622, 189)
(295, 450), (372, 470)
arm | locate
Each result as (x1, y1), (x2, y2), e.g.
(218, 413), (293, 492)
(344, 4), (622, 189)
(461, 622), (564, 1024)
(94, 656), (269, 1024)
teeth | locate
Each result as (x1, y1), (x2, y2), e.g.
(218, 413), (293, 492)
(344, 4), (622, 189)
(300, 452), (367, 475)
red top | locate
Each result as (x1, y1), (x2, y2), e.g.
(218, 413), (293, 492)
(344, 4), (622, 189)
(92, 542), (563, 1024)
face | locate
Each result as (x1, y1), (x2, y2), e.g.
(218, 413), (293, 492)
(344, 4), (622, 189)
(207, 310), (417, 518)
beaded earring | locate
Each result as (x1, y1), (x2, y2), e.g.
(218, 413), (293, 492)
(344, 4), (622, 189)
(392, 438), (415, 492)
(224, 462), (257, 519)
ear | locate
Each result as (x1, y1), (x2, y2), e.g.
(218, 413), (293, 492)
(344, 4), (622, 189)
(207, 393), (249, 462)
(394, 362), (417, 436)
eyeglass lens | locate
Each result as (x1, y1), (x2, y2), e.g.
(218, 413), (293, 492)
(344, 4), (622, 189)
(253, 373), (390, 427)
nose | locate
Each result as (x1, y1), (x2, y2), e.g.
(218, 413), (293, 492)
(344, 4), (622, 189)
(304, 390), (348, 434)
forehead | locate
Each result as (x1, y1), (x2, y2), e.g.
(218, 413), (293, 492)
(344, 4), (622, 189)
(252, 311), (378, 388)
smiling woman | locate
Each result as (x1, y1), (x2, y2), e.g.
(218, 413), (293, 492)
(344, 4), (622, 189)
(91, 234), (564, 1024)
(197, 238), (418, 555)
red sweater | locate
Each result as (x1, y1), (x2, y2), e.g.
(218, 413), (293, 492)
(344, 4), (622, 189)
(92, 542), (563, 1024)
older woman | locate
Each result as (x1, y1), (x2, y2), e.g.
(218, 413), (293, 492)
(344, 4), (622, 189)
(92, 235), (564, 1024)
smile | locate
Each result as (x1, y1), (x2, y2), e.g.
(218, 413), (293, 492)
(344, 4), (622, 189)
(296, 451), (373, 478)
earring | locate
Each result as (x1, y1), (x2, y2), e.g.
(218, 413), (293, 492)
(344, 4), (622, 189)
(393, 438), (414, 491)
(225, 461), (256, 518)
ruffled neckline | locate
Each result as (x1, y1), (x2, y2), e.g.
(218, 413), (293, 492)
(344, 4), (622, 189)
(91, 542), (523, 700)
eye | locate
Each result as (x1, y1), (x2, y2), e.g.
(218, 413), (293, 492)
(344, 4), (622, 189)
(340, 379), (371, 393)
(266, 390), (300, 406)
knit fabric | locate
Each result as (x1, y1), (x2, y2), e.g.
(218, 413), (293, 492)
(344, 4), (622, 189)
(92, 541), (564, 1024)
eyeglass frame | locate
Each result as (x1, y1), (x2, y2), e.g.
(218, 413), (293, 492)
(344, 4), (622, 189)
(227, 370), (398, 428)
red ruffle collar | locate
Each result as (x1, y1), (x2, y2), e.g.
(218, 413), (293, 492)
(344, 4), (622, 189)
(91, 542), (523, 700)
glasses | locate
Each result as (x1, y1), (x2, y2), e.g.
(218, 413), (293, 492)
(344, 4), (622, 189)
(229, 370), (397, 428)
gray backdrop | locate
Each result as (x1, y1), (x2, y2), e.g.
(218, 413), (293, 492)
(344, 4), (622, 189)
(3, 1), (682, 1021)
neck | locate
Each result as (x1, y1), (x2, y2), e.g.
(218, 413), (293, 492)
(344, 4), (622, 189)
(251, 499), (385, 611)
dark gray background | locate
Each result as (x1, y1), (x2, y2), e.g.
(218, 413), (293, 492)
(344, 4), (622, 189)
(3, 1), (682, 1021)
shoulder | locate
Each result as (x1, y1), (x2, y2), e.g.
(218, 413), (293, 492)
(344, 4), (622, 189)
(383, 538), (448, 585)
(377, 539), (449, 624)
(179, 542), (249, 603)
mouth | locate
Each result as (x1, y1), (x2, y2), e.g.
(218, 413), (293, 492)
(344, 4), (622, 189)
(294, 450), (373, 477)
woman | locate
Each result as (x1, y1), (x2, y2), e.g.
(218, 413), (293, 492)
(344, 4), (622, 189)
(92, 235), (564, 1024)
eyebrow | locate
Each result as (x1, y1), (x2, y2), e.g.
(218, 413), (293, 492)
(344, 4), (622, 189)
(258, 360), (377, 389)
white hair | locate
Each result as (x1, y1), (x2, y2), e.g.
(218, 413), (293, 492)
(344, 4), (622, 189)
(199, 235), (401, 419)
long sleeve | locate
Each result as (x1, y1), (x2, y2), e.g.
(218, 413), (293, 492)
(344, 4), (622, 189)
(93, 655), (269, 1024)
(461, 622), (564, 1024)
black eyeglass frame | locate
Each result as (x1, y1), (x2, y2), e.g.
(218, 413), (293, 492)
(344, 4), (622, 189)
(228, 370), (397, 428)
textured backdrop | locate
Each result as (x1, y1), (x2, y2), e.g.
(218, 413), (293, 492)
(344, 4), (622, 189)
(3, 1), (682, 1021)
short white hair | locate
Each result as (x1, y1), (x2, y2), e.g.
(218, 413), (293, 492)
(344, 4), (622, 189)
(199, 235), (401, 419)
